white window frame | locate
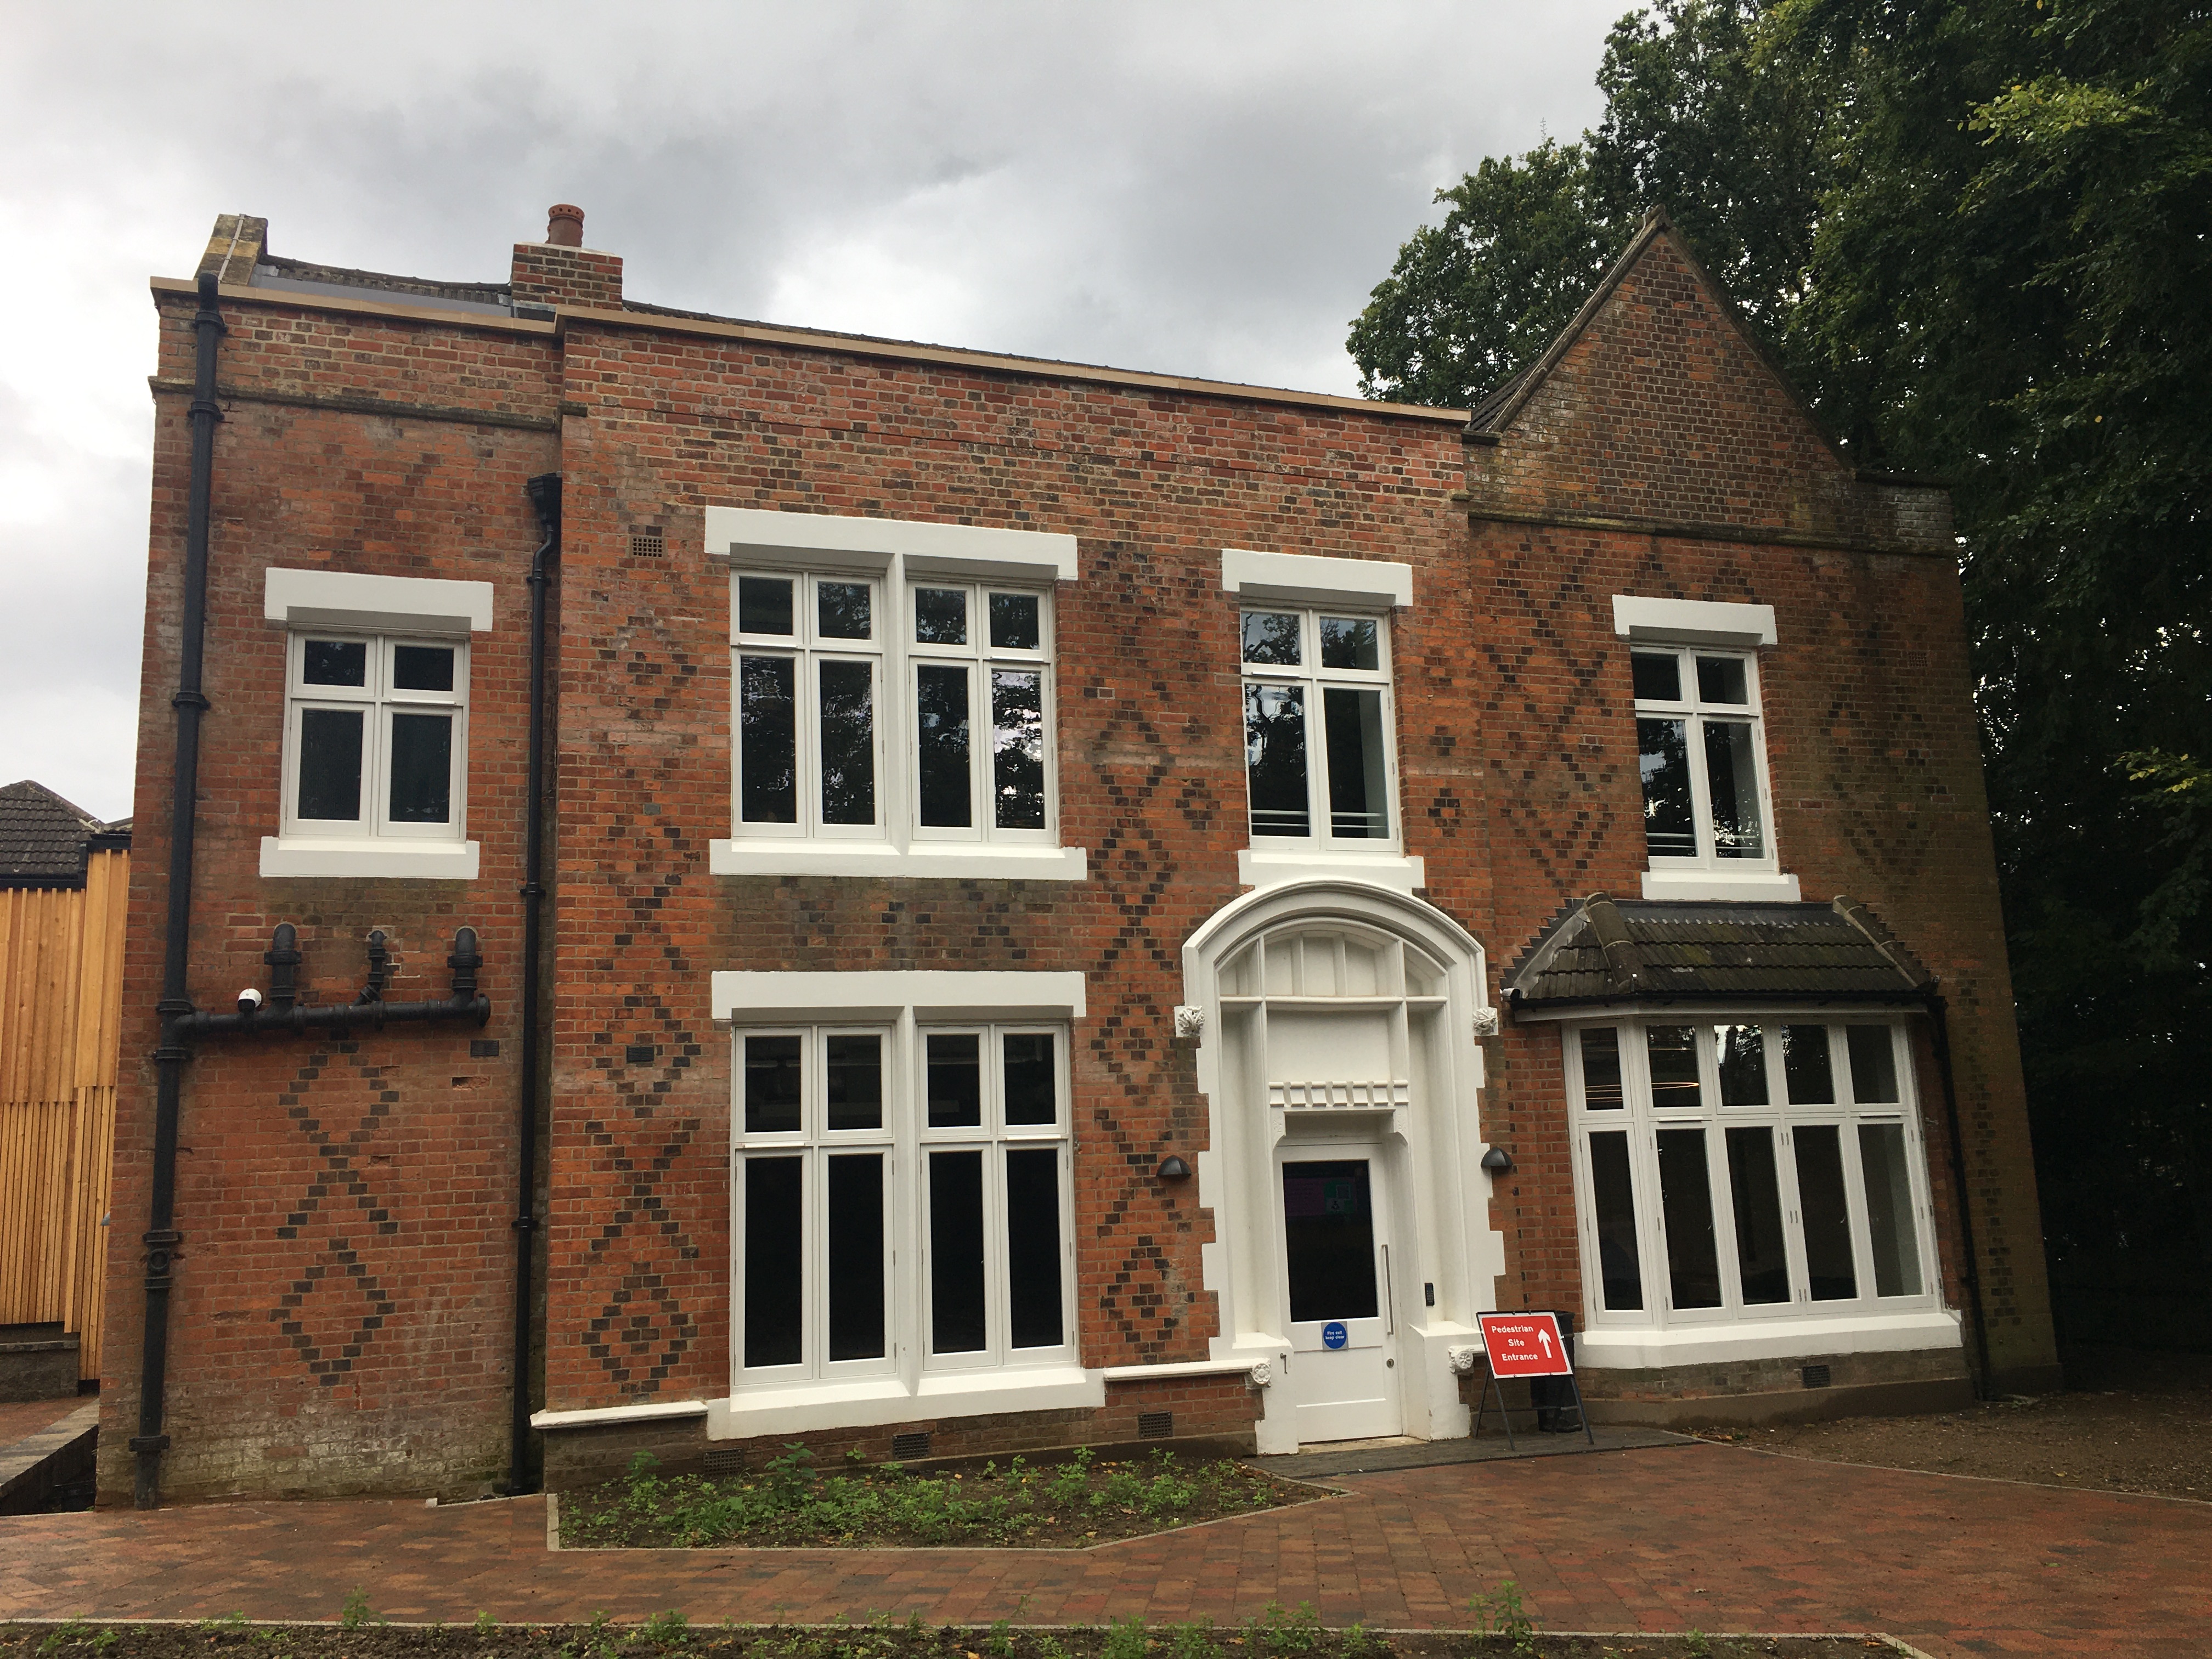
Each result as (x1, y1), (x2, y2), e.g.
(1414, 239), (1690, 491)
(259, 568), (492, 879)
(707, 510), (1086, 881)
(1566, 1017), (1944, 1343)
(732, 571), (888, 842)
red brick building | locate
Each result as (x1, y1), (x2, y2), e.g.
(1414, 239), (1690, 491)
(99, 205), (2059, 1504)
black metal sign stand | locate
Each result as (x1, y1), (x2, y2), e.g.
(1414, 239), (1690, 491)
(1472, 1363), (1596, 1449)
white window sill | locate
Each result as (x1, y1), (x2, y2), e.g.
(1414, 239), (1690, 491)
(531, 1398), (708, 1431)
(1577, 1307), (1961, 1372)
(1239, 847), (1425, 894)
(1639, 866), (1801, 902)
(704, 1364), (1104, 1440)
(259, 836), (480, 880)
(709, 839), (1087, 882)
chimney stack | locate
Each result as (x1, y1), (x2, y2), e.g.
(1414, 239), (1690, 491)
(513, 204), (622, 311)
(546, 204), (584, 247)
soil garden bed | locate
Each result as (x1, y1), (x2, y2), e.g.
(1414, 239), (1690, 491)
(558, 1446), (1326, 1550)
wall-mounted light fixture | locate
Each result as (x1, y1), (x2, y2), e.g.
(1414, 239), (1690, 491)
(1480, 1146), (1514, 1175)
(1156, 1155), (1193, 1181)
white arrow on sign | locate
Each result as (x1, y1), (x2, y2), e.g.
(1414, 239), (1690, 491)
(1538, 1328), (1555, 1359)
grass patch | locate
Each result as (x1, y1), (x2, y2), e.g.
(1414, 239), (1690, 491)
(560, 1445), (1321, 1549)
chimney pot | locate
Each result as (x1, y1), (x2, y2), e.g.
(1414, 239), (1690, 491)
(547, 204), (584, 247)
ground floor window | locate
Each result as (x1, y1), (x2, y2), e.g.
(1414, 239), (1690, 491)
(1566, 1017), (1937, 1328)
(733, 1022), (1073, 1385)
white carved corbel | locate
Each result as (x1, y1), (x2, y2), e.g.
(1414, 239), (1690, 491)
(1471, 1006), (1501, 1039)
(1447, 1344), (1481, 1375)
(1174, 1005), (1206, 1040)
(1246, 1358), (1273, 1388)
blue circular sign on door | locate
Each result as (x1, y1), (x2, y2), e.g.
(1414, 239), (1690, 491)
(1322, 1321), (1348, 1349)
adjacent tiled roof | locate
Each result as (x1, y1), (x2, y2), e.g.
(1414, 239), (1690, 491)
(0, 781), (125, 888)
(1503, 893), (1933, 1011)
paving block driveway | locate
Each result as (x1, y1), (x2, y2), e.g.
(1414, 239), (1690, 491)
(2, 1446), (2206, 1658)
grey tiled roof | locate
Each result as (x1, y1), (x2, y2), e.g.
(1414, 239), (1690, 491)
(1503, 893), (1933, 1010)
(0, 781), (121, 887)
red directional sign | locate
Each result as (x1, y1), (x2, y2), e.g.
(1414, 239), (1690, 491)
(1477, 1311), (1573, 1378)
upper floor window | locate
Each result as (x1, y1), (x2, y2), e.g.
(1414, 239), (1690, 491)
(1632, 646), (1771, 868)
(1241, 607), (1397, 847)
(283, 633), (468, 844)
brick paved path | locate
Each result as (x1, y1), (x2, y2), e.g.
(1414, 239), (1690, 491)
(2, 1447), (2206, 1658)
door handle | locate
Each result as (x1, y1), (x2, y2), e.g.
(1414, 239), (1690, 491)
(1380, 1243), (1395, 1335)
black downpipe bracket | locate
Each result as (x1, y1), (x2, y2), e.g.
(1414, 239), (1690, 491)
(1927, 992), (1994, 1396)
(512, 473), (561, 1494)
(135, 274), (226, 1510)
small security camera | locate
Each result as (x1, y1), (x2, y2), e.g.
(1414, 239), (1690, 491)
(238, 986), (264, 1014)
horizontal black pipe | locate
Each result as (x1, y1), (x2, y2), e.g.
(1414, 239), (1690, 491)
(177, 996), (490, 1039)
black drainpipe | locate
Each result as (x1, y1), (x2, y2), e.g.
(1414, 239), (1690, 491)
(134, 273), (225, 1510)
(511, 472), (561, 1494)
(1926, 991), (1993, 1396)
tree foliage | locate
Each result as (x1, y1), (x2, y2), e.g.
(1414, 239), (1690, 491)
(1352, 0), (2212, 1331)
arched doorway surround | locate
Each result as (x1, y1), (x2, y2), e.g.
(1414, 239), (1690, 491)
(1180, 880), (1503, 1453)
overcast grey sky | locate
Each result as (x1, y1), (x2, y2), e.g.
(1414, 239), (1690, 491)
(0, 1), (1624, 822)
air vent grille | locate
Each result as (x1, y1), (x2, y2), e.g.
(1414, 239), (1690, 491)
(704, 1448), (744, 1476)
(1137, 1411), (1173, 1440)
(1801, 1363), (1832, 1389)
(890, 1431), (931, 1461)
(630, 532), (665, 559)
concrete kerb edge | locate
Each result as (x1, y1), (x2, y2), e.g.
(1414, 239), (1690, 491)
(1713, 1437), (2212, 1507)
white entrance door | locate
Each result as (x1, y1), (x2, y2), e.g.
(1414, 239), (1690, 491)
(1279, 1151), (1400, 1442)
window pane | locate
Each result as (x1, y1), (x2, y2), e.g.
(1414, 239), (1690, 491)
(1002, 1032), (1057, 1125)
(914, 586), (968, 645)
(1281, 1160), (1379, 1322)
(1244, 681), (1310, 836)
(391, 644), (455, 691)
(1695, 656), (1750, 704)
(989, 592), (1040, 650)
(296, 708), (364, 821)
(743, 1034), (802, 1133)
(1240, 611), (1300, 665)
(928, 1150), (987, 1353)
(1579, 1027), (1625, 1109)
(1005, 1148), (1064, 1348)
(1318, 615), (1379, 670)
(738, 576), (794, 636)
(743, 1157), (803, 1368)
(1588, 1130), (1644, 1311)
(1859, 1124), (1923, 1296)
(1847, 1026), (1900, 1103)
(1630, 651), (1680, 702)
(738, 655), (798, 823)
(1322, 686), (1389, 839)
(1703, 720), (1767, 859)
(825, 1034), (882, 1131)
(1782, 1025), (1835, 1103)
(303, 639), (367, 687)
(817, 659), (876, 826)
(817, 580), (872, 640)
(1646, 1025), (1702, 1110)
(1637, 718), (1696, 858)
(1795, 1125), (1858, 1300)
(1657, 1128), (1723, 1308)
(926, 1032), (982, 1127)
(387, 712), (453, 824)
(1714, 1024), (1769, 1107)
(1725, 1127), (1792, 1304)
(916, 663), (973, 827)
(827, 1154), (887, 1360)
(991, 669), (1046, 830)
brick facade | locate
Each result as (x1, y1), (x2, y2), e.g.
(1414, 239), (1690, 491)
(99, 208), (2057, 1504)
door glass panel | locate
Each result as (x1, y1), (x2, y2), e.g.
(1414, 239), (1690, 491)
(989, 592), (1040, 650)
(1588, 1131), (1644, 1311)
(1647, 1025), (1702, 1110)
(1782, 1025), (1836, 1103)
(738, 654), (798, 823)
(737, 576), (794, 636)
(1847, 1026), (1899, 1103)
(928, 1150), (987, 1353)
(824, 1035), (882, 1131)
(1631, 650), (1681, 701)
(1005, 1148), (1064, 1348)
(926, 1033), (983, 1127)
(1579, 1027), (1625, 1109)
(1714, 1024), (1769, 1106)
(392, 644), (455, 691)
(1725, 1127), (1791, 1304)
(742, 1156), (802, 1368)
(743, 1035), (802, 1133)
(1656, 1128), (1723, 1308)
(817, 659), (876, 825)
(991, 669), (1047, 830)
(1637, 718), (1695, 857)
(1703, 719), (1766, 858)
(826, 1154), (885, 1361)
(816, 580), (872, 641)
(296, 708), (364, 821)
(1280, 1160), (1379, 1322)
(913, 587), (968, 645)
(1244, 682), (1309, 836)
(916, 663), (972, 827)
(304, 639), (368, 687)
(1323, 686), (1389, 839)
(1318, 615), (1379, 670)
(1795, 1125), (1859, 1299)
(1859, 1124), (1924, 1296)
(387, 712), (453, 824)
(1002, 1032), (1056, 1125)
(1240, 611), (1300, 665)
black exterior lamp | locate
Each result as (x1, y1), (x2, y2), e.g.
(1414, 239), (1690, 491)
(1480, 1146), (1514, 1175)
(1156, 1155), (1193, 1181)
